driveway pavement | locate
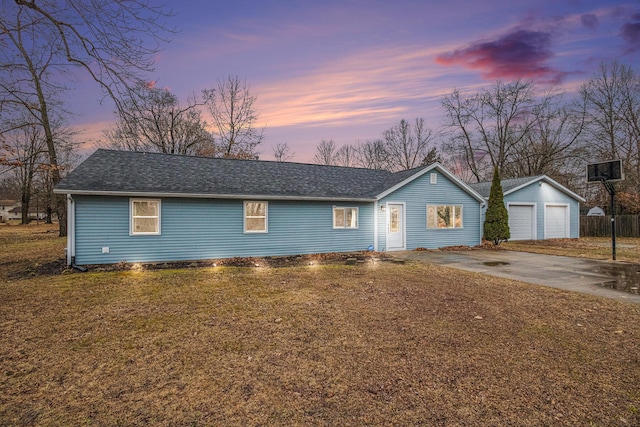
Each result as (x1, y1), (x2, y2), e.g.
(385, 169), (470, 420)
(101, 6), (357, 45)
(392, 249), (640, 304)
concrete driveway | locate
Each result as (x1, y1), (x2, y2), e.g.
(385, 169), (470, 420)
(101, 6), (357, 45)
(393, 249), (640, 304)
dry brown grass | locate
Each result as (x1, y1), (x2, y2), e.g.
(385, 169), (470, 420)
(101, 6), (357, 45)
(503, 237), (640, 263)
(1, 224), (640, 426)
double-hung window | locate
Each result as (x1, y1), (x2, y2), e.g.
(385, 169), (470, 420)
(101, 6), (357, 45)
(244, 201), (268, 233)
(130, 199), (161, 235)
(333, 207), (358, 229)
(427, 205), (463, 229)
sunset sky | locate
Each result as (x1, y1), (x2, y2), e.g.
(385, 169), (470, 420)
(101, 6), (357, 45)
(72, 0), (640, 162)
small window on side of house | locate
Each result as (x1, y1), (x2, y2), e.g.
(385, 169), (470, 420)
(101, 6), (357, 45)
(244, 201), (268, 233)
(131, 199), (161, 235)
(333, 207), (358, 229)
(430, 173), (437, 184)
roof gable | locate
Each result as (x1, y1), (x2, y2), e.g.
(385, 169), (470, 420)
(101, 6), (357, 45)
(469, 175), (585, 202)
(376, 162), (485, 202)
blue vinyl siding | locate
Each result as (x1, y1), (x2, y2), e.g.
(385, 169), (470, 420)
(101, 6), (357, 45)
(73, 196), (374, 265)
(504, 182), (580, 239)
(377, 171), (482, 250)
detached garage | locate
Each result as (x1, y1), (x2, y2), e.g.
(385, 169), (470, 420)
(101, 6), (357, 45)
(471, 176), (585, 241)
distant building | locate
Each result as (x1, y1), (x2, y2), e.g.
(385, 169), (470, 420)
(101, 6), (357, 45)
(0, 200), (20, 222)
(8, 205), (48, 221)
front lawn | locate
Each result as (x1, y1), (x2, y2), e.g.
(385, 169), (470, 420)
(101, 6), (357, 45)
(503, 236), (639, 263)
(1, 224), (639, 426)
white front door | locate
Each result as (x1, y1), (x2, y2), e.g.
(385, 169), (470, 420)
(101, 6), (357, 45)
(387, 203), (405, 250)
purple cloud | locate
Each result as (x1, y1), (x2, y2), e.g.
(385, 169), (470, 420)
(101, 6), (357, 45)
(581, 13), (599, 30)
(435, 29), (567, 83)
(621, 13), (640, 51)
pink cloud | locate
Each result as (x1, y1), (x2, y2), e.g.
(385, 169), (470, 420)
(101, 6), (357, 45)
(435, 29), (569, 84)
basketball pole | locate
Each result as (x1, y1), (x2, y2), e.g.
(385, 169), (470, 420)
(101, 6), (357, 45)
(602, 179), (616, 261)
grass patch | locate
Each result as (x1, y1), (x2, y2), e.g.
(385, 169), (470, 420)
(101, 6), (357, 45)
(1, 225), (640, 425)
(503, 237), (639, 263)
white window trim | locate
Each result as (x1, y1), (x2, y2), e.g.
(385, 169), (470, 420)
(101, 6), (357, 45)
(427, 204), (464, 229)
(244, 201), (268, 233)
(130, 198), (161, 236)
(333, 206), (359, 229)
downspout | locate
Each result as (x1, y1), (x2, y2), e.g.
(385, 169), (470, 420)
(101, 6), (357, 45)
(479, 200), (486, 244)
(373, 200), (379, 251)
(66, 194), (74, 266)
(66, 194), (87, 272)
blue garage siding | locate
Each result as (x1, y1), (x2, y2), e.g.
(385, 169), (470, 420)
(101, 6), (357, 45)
(504, 182), (580, 239)
(73, 196), (375, 265)
(377, 171), (482, 250)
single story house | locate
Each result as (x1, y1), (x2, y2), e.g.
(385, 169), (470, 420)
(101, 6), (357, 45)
(54, 149), (485, 265)
(470, 175), (585, 241)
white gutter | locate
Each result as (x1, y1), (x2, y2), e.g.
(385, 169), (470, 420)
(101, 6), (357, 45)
(53, 189), (375, 203)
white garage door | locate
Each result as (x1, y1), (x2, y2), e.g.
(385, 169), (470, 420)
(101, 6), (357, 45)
(545, 205), (568, 238)
(508, 205), (535, 240)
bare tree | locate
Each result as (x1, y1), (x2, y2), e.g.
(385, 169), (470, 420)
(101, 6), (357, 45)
(383, 118), (436, 171)
(335, 144), (357, 167)
(1, 1), (174, 235)
(0, 115), (77, 224)
(441, 80), (538, 181)
(1, 124), (46, 224)
(508, 90), (587, 180)
(102, 83), (213, 156)
(272, 142), (295, 162)
(204, 76), (265, 159)
(580, 62), (640, 193)
(353, 139), (390, 170)
(313, 139), (338, 165)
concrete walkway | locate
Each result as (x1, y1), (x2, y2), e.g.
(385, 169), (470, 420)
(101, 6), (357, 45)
(392, 249), (640, 304)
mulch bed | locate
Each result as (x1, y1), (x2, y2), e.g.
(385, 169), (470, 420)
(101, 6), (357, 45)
(8, 251), (392, 279)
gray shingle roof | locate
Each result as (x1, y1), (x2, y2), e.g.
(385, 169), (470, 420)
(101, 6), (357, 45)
(469, 176), (543, 198)
(55, 149), (428, 200)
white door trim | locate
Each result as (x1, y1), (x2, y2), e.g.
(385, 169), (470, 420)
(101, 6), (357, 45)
(386, 201), (406, 251)
(544, 203), (570, 239)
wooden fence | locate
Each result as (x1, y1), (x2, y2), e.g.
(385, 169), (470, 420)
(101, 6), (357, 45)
(580, 215), (640, 237)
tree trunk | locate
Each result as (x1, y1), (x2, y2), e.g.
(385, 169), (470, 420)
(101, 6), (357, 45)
(55, 194), (66, 235)
(21, 196), (30, 225)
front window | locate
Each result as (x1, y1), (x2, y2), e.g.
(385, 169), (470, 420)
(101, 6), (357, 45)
(427, 205), (463, 229)
(131, 199), (161, 235)
(333, 207), (358, 229)
(244, 201), (268, 233)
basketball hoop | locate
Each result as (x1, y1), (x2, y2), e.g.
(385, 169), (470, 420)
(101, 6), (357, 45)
(587, 160), (624, 260)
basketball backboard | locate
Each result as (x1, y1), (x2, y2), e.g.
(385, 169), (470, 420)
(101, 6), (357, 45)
(587, 159), (623, 183)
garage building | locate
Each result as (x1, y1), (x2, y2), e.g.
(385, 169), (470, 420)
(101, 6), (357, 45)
(470, 175), (585, 241)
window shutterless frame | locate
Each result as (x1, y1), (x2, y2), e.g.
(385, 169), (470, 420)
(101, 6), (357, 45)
(427, 204), (463, 229)
(333, 207), (358, 229)
(244, 201), (268, 233)
(130, 199), (161, 235)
